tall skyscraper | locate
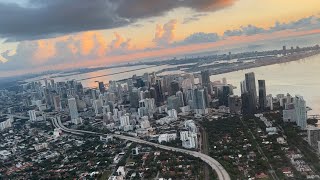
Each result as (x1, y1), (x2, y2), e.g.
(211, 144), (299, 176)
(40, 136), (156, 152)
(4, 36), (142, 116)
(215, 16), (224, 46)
(185, 89), (194, 107)
(53, 95), (62, 111)
(98, 82), (105, 93)
(120, 115), (130, 127)
(43, 88), (53, 107)
(170, 81), (180, 96)
(244, 72), (257, 115)
(153, 79), (164, 105)
(192, 88), (207, 114)
(93, 99), (103, 115)
(44, 79), (48, 88)
(217, 85), (233, 106)
(129, 88), (140, 108)
(176, 91), (185, 107)
(135, 78), (145, 88)
(241, 92), (250, 115)
(68, 98), (79, 121)
(240, 80), (247, 94)
(50, 79), (55, 90)
(258, 80), (267, 110)
(201, 70), (210, 86)
(167, 96), (181, 111)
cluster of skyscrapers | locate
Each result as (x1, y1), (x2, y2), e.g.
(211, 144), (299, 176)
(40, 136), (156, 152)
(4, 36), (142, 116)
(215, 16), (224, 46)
(240, 72), (268, 115)
(18, 68), (311, 135)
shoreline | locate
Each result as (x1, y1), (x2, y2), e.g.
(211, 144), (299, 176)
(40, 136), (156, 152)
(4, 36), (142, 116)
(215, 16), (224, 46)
(155, 50), (320, 78)
(207, 50), (320, 77)
(112, 50), (320, 86)
(19, 48), (320, 88)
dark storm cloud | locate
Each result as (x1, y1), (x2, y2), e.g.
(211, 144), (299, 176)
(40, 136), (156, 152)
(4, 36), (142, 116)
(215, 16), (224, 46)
(0, 0), (129, 41)
(116, 0), (233, 18)
(0, 0), (236, 41)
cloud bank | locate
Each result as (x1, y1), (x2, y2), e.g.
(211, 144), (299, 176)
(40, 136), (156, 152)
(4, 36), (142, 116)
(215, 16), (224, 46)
(0, 0), (236, 41)
(1, 15), (320, 76)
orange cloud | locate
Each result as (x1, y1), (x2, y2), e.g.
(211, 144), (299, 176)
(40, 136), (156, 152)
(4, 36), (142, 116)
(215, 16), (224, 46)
(1, 27), (319, 78)
(80, 31), (96, 55)
(28, 31), (109, 64)
(154, 19), (178, 46)
(94, 33), (108, 57)
(101, 28), (320, 65)
(33, 40), (56, 64)
(110, 32), (125, 49)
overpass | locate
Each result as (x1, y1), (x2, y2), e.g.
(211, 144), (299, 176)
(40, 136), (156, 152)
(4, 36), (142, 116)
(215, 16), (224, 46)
(51, 117), (231, 180)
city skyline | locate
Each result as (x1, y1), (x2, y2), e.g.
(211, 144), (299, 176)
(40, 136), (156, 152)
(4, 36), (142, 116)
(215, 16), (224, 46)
(1, 1), (320, 179)
(1, 0), (320, 76)
(1, 67), (318, 179)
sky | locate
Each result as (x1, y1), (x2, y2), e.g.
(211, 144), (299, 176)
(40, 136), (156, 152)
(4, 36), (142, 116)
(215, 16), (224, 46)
(1, 0), (320, 77)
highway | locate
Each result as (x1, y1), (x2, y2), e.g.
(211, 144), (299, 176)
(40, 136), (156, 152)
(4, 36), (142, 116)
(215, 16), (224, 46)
(51, 117), (231, 180)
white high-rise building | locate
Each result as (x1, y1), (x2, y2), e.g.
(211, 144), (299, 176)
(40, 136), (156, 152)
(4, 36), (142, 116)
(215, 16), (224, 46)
(176, 91), (185, 107)
(180, 131), (189, 141)
(120, 115), (130, 127)
(138, 98), (155, 117)
(68, 98), (79, 123)
(0, 118), (12, 131)
(283, 95), (307, 129)
(184, 120), (197, 133)
(168, 109), (178, 120)
(180, 131), (198, 149)
(102, 105), (111, 115)
(28, 110), (37, 121)
(113, 109), (119, 118)
(140, 120), (151, 129)
(240, 80), (247, 94)
(294, 95), (307, 129)
(93, 99), (103, 115)
(139, 98), (155, 111)
(158, 133), (177, 143)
